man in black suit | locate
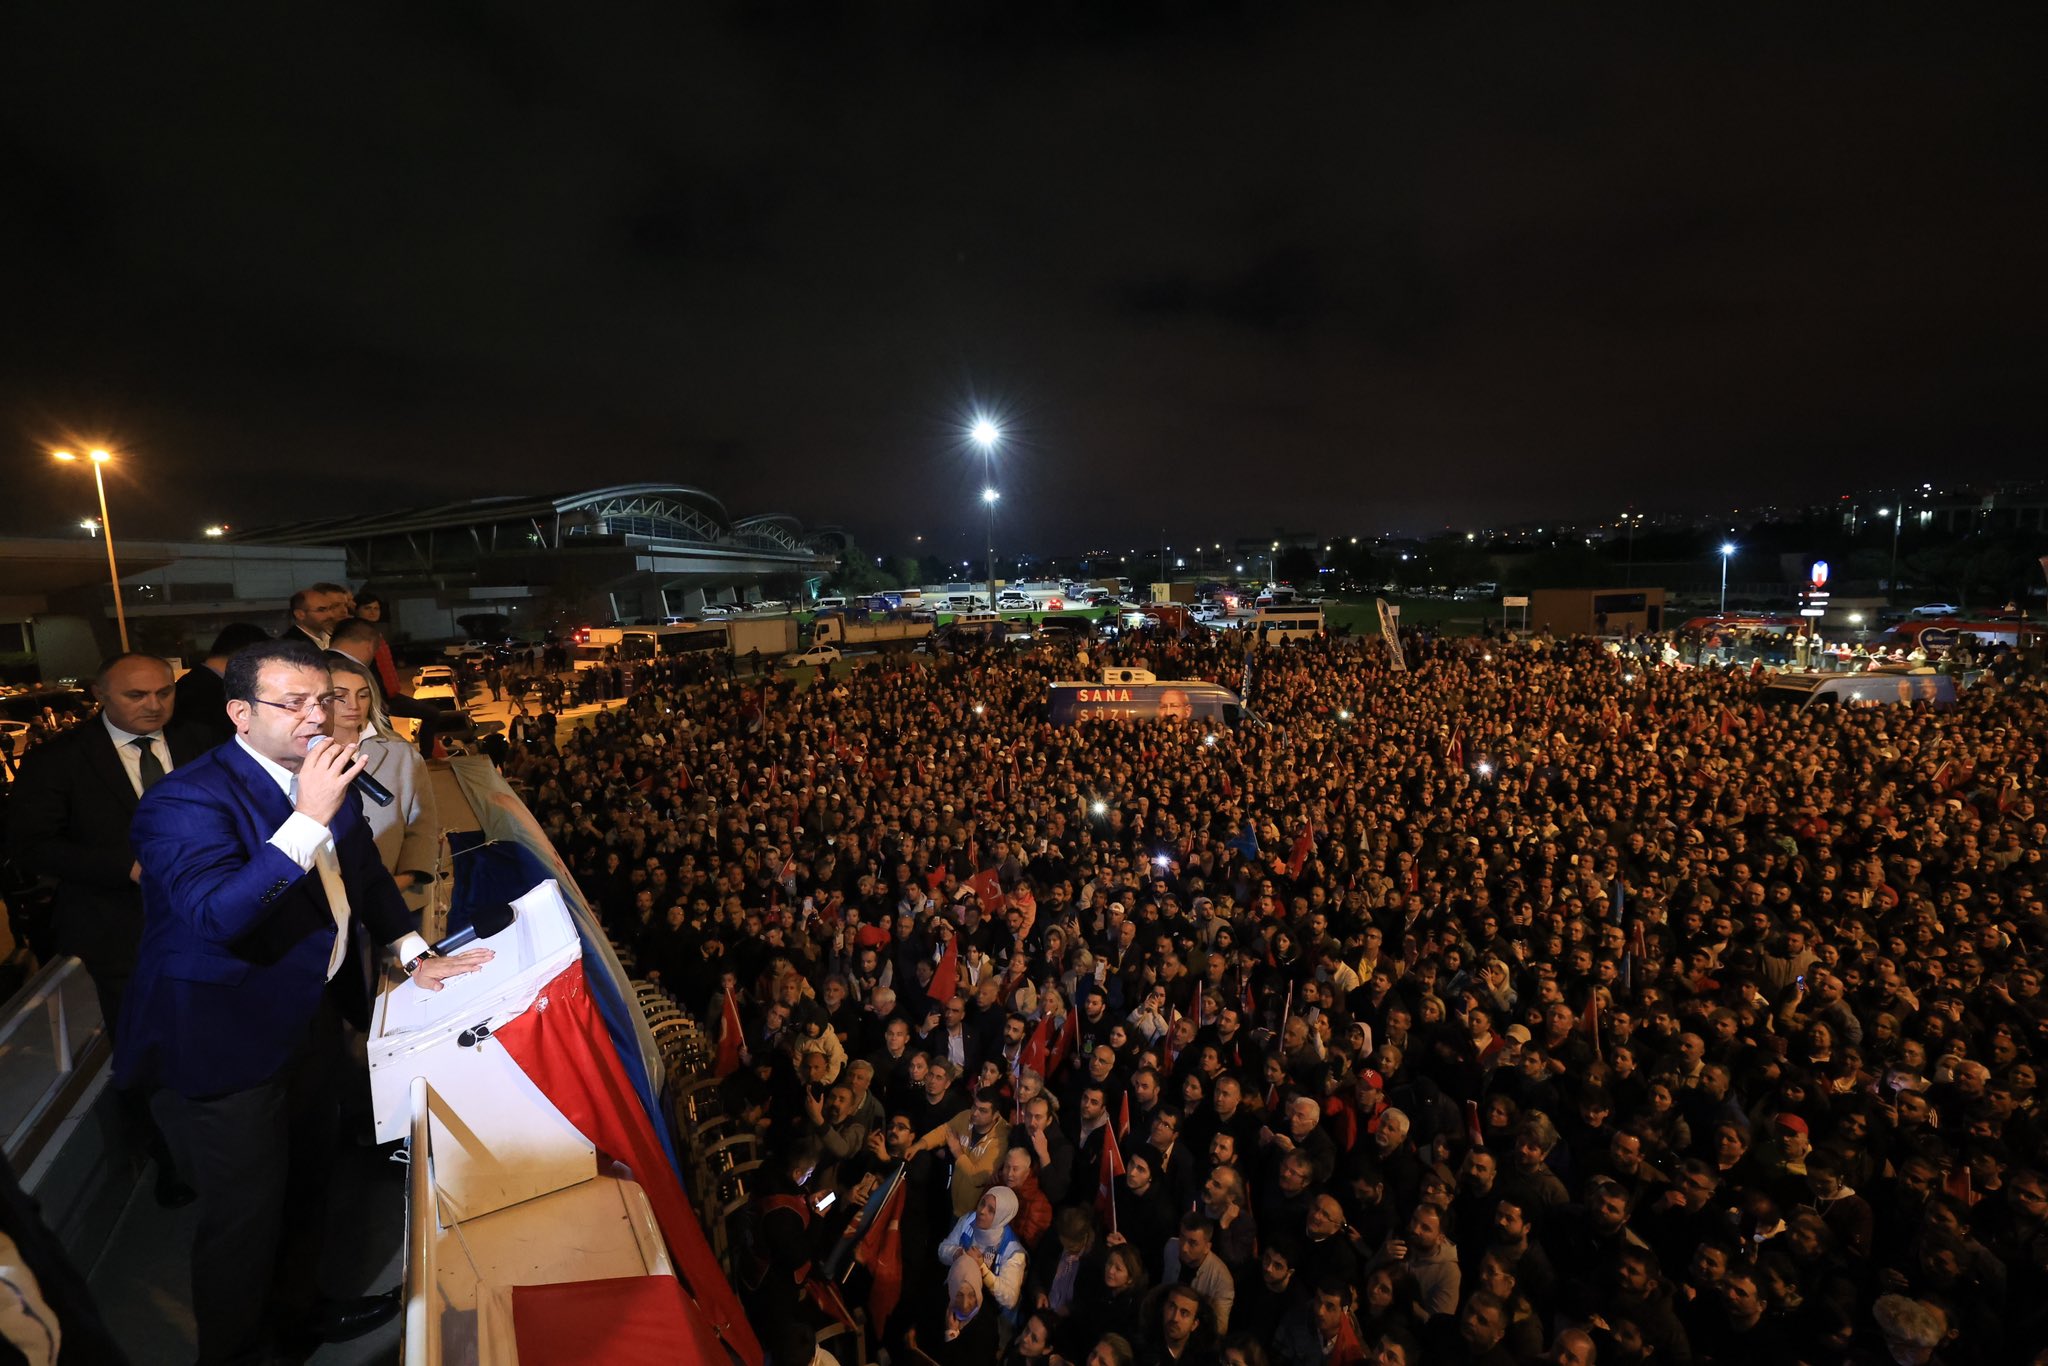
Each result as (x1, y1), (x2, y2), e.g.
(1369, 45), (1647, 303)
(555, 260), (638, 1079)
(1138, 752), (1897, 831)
(173, 622), (274, 748)
(284, 583), (351, 651)
(7, 653), (212, 1033)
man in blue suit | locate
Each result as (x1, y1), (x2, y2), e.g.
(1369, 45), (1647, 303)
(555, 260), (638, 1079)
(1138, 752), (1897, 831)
(117, 639), (491, 1366)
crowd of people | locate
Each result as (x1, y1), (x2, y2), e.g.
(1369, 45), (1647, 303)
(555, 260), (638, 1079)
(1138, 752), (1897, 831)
(4, 581), (2045, 1366)
(492, 621), (2048, 1366)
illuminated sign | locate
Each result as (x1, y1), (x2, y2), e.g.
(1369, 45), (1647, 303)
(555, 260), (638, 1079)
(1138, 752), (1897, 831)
(1809, 560), (1830, 589)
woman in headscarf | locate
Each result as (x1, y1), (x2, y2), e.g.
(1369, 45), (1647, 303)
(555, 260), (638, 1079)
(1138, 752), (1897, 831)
(914, 1256), (1001, 1366)
(938, 1185), (1028, 1321)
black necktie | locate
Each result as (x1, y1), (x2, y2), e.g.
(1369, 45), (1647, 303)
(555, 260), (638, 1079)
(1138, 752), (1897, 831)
(131, 736), (165, 792)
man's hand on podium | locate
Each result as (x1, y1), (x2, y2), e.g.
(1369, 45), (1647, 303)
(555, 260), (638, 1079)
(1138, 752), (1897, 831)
(412, 947), (495, 992)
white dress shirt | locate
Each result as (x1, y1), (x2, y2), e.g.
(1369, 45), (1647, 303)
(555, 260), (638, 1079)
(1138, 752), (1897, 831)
(102, 713), (172, 798)
(235, 738), (430, 971)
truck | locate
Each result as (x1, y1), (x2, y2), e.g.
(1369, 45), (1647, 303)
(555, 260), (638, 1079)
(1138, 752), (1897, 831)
(809, 611), (935, 650)
(571, 622), (778, 668)
(1046, 676), (1259, 726)
(726, 615), (799, 660)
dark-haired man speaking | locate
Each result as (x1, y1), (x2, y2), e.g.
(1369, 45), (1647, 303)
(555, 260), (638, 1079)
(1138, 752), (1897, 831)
(116, 639), (491, 1364)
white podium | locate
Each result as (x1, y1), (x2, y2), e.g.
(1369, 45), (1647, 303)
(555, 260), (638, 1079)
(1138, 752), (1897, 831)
(376, 880), (677, 1365)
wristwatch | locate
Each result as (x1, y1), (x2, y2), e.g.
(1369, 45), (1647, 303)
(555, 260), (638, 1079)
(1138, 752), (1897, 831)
(404, 948), (438, 976)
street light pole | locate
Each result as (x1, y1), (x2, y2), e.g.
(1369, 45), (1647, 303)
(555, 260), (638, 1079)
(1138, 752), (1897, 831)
(1882, 503), (1903, 600)
(970, 419), (1000, 612)
(53, 449), (129, 651)
(1719, 541), (1735, 617)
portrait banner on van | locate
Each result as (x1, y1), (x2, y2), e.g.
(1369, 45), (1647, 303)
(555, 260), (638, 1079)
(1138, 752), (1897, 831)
(1376, 598), (1407, 673)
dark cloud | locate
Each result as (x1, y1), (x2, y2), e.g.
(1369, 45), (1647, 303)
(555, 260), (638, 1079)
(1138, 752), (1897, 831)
(1, 3), (2041, 547)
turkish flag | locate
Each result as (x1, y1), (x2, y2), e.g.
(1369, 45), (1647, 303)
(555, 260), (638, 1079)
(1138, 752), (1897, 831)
(512, 1275), (725, 1366)
(853, 1169), (910, 1332)
(1020, 1012), (1052, 1079)
(1046, 1005), (1080, 1080)
(1116, 1092), (1131, 1141)
(496, 962), (762, 1366)
(967, 867), (1004, 909)
(1287, 826), (1315, 878)
(1096, 1123), (1124, 1233)
(714, 984), (746, 1078)
(929, 935), (960, 1006)
(1578, 994), (1603, 1060)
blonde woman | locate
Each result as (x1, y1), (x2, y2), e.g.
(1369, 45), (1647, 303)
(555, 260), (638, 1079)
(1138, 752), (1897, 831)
(323, 651), (439, 890)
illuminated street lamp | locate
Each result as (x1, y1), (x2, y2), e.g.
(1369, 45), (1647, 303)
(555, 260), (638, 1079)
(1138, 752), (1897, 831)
(1719, 542), (1736, 617)
(970, 418), (1000, 611)
(52, 448), (129, 650)
(1877, 504), (1903, 600)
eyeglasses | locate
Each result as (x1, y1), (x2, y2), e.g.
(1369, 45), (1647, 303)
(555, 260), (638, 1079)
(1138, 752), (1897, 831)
(250, 693), (338, 717)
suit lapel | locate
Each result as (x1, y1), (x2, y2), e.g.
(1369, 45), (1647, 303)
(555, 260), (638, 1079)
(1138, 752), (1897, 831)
(220, 738), (298, 830)
(220, 740), (335, 931)
(85, 724), (139, 814)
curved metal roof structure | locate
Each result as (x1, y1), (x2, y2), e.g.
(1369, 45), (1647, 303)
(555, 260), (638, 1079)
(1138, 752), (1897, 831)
(236, 484), (823, 559)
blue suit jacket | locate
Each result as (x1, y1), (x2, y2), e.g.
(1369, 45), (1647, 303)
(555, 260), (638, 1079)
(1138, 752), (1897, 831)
(115, 739), (413, 1098)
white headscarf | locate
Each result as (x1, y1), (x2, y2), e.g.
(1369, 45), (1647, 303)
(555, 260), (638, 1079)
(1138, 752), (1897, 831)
(966, 1185), (1019, 1253)
(943, 1256), (985, 1340)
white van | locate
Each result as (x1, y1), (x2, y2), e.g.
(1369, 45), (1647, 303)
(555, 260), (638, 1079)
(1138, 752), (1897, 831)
(1252, 607), (1324, 645)
(814, 596), (847, 611)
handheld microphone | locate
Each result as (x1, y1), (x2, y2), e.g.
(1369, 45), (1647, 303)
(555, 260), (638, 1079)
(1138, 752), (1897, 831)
(306, 734), (395, 807)
(434, 902), (517, 954)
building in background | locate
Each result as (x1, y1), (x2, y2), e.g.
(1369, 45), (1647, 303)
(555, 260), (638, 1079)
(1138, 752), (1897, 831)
(0, 537), (347, 684)
(231, 484), (843, 642)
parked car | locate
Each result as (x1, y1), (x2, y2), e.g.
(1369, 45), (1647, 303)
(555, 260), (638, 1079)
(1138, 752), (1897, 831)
(0, 720), (29, 758)
(413, 666), (458, 703)
(996, 592), (1034, 610)
(1911, 602), (1963, 617)
(779, 644), (842, 670)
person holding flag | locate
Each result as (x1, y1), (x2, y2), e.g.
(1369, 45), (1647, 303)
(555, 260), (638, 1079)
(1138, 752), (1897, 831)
(714, 978), (749, 1077)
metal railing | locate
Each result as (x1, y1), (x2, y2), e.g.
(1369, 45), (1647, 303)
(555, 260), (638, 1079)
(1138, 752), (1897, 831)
(0, 957), (107, 1175)
(402, 1075), (439, 1366)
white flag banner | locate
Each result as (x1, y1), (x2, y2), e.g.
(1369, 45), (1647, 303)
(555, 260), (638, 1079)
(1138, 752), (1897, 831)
(1377, 597), (1407, 673)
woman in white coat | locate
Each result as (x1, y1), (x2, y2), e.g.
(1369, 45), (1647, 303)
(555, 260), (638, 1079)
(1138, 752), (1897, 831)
(324, 651), (439, 889)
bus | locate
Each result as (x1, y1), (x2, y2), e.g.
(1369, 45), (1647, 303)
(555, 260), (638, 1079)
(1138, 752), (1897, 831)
(572, 624), (730, 669)
(1251, 607), (1324, 645)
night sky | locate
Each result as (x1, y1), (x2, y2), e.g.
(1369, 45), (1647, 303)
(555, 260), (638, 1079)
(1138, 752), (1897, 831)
(4, 4), (2042, 554)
